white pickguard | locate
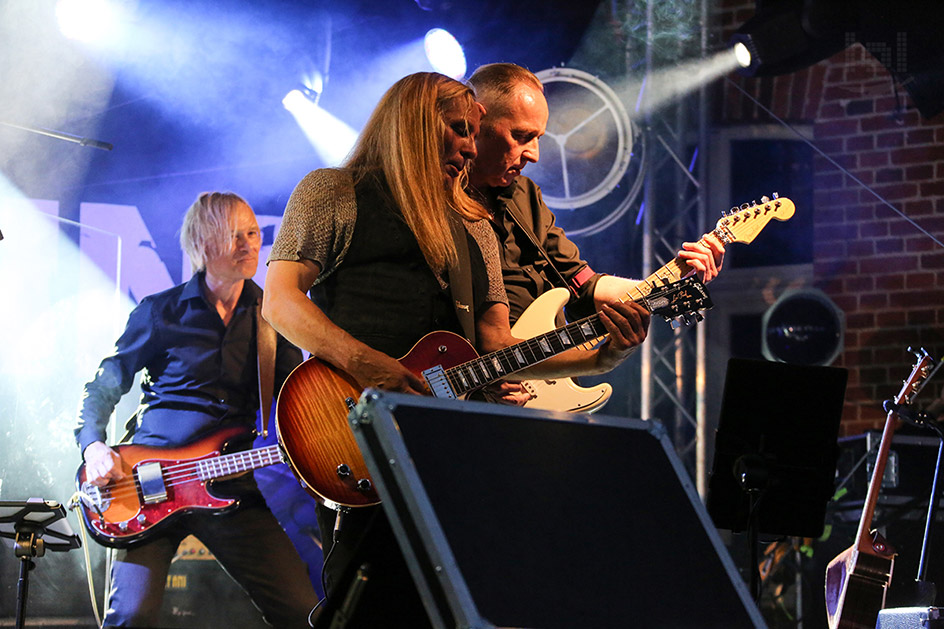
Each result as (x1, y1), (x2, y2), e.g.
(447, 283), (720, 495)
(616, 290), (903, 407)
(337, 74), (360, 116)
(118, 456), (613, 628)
(511, 288), (612, 413)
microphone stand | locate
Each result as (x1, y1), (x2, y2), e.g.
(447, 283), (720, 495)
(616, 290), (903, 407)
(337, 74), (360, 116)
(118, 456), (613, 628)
(884, 400), (944, 606)
(0, 120), (113, 241)
(0, 120), (113, 151)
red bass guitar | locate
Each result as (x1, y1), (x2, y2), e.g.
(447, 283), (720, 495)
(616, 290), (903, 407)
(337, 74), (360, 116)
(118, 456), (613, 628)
(75, 426), (281, 548)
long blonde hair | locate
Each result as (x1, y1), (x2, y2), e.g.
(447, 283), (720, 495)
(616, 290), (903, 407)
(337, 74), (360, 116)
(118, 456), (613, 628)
(344, 72), (486, 274)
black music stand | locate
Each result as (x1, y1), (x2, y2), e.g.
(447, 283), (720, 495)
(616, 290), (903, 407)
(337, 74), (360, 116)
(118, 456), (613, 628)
(706, 358), (848, 599)
(0, 498), (81, 629)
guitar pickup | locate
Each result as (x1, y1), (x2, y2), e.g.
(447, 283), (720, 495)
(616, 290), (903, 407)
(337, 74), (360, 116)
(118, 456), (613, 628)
(136, 461), (168, 504)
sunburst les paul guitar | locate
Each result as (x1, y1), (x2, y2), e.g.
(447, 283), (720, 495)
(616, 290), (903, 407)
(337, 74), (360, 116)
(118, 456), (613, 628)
(275, 276), (713, 509)
(75, 426), (282, 547)
(514, 194), (796, 414)
(824, 348), (936, 628)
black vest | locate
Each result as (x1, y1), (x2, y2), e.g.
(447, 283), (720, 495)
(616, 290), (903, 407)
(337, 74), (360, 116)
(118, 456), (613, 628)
(315, 174), (486, 358)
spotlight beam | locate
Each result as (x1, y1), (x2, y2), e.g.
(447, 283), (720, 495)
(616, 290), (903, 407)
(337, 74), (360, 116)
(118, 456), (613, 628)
(283, 90), (358, 167)
(622, 48), (744, 119)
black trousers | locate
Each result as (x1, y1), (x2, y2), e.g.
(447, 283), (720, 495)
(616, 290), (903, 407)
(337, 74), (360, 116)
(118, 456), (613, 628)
(104, 503), (319, 627)
(313, 503), (432, 629)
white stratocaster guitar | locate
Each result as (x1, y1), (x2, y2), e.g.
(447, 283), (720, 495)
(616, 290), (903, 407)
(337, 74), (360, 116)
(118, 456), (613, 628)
(514, 194), (796, 414)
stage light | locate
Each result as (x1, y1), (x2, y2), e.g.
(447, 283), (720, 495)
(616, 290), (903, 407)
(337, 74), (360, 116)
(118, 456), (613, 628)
(56, 0), (117, 43)
(282, 88), (358, 167)
(733, 42), (752, 69)
(282, 88), (313, 112)
(730, 0), (944, 117)
(424, 28), (466, 79)
(728, 1), (851, 78)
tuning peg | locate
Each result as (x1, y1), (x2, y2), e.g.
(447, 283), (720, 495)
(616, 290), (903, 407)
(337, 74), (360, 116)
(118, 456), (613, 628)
(729, 207), (737, 214)
(772, 192), (779, 199)
(761, 195), (770, 204)
(740, 203), (750, 210)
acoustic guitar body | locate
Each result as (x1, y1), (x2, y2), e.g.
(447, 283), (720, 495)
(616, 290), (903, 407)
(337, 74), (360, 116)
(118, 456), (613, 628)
(825, 541), (895, 629)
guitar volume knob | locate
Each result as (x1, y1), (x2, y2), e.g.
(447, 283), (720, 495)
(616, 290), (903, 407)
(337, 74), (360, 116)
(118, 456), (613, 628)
(337, 464), (352, 478)
(356, 478), (372, 493)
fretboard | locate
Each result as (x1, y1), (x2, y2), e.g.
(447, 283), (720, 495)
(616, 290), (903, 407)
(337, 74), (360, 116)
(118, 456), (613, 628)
(196, 444), (282, 481)
(628, 228), (726, 302)
(443, 312), (612, 397)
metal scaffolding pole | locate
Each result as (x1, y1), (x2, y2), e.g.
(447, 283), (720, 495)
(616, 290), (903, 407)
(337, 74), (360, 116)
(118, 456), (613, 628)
(638, 0), (708, 488)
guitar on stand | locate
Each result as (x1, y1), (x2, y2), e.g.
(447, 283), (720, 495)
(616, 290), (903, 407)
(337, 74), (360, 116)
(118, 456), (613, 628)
(514, 194), (796, 414)
(825, 348), (936, 628)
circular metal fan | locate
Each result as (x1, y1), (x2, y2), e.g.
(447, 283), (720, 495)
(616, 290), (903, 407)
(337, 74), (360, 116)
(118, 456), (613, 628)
(530, 67), (644, 236)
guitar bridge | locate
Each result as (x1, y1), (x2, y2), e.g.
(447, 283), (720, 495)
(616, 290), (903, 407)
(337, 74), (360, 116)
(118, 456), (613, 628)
(80, 481), (111, 514)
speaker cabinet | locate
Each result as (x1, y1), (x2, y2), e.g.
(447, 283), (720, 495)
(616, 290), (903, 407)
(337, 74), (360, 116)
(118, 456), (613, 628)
(350, 392), (766, 629)
(159, 536), (268, 628)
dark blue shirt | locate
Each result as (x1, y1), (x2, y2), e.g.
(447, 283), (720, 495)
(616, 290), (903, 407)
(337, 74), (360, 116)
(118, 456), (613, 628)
(75, 271), (302, 454)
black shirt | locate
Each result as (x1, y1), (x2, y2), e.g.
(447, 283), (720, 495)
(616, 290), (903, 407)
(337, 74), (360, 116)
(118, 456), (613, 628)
(75, 271), (301, 453)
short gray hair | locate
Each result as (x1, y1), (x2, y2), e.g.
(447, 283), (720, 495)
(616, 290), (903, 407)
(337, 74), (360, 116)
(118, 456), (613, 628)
(468, 63), (543, 120)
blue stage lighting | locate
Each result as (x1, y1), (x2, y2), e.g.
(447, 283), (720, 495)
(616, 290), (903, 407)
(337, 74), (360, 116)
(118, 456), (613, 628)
(282, 89), (358, 167)
(56, 0), (117, 43)
(424, 28), (466, 80)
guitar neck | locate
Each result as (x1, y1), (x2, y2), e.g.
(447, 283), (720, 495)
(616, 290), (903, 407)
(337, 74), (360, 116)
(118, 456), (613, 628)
(852, 349), (935, 553)
(855, 412), (899, 551)
(197, 444), (282, 481)
(443, 310), (612, 398)
(625, 230), (723, 302)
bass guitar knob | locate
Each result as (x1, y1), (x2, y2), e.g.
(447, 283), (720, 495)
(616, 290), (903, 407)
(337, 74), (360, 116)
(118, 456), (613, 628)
(337, 464), (352, 478)
(356, 478), (372, 493)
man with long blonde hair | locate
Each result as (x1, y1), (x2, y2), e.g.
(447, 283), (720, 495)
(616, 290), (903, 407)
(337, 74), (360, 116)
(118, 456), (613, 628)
(264, 71), (647, 625)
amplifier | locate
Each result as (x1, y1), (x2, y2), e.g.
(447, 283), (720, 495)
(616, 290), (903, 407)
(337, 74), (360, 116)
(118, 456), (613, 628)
(833, 431), (943, 521)
(877, 607), (944, 628)
(160, 536), (268, 628)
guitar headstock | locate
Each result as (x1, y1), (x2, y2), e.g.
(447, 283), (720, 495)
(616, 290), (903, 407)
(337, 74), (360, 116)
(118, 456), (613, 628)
(714, 194), (795, 246)
(643, 276), (714, 328)
(894, 347), (936, 405)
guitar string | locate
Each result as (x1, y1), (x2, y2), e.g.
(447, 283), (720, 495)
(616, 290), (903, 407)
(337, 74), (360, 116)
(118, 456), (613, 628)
(86, 445), (283, 504)
(98, 448), (281, 495)
(444, 313), (609, 396)
(617, 198), (782, 307)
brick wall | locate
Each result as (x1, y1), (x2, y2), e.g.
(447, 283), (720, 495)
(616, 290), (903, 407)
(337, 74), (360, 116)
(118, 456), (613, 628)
(715, 0), (944, 436)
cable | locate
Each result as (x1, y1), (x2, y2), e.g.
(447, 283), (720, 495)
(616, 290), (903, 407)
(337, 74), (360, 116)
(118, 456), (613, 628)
(67, 491), (104, 629)
(307, 507), (347, 626)
(724, 76), (944, 250)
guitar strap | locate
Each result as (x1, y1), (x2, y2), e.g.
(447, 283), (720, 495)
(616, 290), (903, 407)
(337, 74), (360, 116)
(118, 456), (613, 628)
(255, 298), (277, 438)
(502, 199), (580, 300)
(446, 213), (476, 348)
